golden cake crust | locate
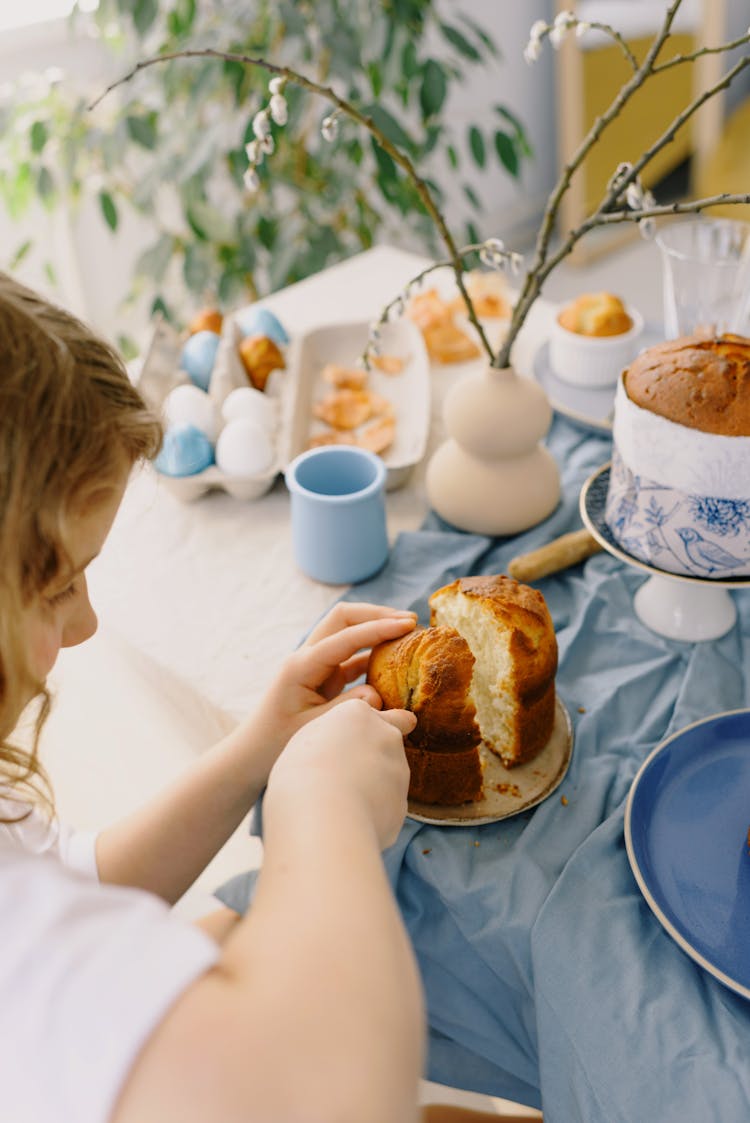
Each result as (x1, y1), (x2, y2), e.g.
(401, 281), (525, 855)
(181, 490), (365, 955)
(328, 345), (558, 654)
(557, 291), (633, 337)
(366, 626), (482, 805)
(404, 742), (484, 806)
(623, 333), (750, 436)
(429, 575), (558, 767)
(366, 626), (480, 751)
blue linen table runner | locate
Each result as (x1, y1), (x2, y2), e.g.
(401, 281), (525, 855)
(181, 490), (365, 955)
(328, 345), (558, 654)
(217, 415), (750, 1121)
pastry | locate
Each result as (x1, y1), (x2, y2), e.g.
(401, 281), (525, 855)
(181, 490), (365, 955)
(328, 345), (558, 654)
(622, 333), (750, 435)
(238, 334), (286, 392)
(367, 574), (558, 804)
(449, 270), (513, 319)
(321, 363), (369, 391)
(557, 292), (633, 337)
(313, 388), (374, 430)
(367, 626), (483, 805)
(604, 333), (750, 577)
(422, 320), (481, 364)
(355, 415), (396, 455)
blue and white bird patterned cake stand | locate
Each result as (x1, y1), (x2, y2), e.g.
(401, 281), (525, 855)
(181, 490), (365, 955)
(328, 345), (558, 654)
(580, 464), (750, 642)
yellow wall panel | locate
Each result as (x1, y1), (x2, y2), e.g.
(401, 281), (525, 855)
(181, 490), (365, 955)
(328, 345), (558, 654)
(580, 34), (696, 214)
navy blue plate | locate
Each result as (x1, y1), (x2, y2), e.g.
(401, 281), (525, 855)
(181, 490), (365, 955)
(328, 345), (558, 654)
(625, 709), (750, 998)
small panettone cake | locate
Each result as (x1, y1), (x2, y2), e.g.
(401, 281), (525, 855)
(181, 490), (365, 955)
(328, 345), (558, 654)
(366, 575), (558, 805)
(557, 291), (634, 337)
(604, 334), (750, 578)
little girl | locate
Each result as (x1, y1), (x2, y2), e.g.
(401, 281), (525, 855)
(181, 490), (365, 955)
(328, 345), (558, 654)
(0, 272), (425, 1123)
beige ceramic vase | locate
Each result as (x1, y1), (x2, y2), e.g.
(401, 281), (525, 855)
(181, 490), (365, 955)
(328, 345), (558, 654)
(425, 364), (560, 536)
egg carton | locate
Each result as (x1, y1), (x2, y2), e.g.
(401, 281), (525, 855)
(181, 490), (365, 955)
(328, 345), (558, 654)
(138, 312), (292, 502)
(138, 310), (431, 501)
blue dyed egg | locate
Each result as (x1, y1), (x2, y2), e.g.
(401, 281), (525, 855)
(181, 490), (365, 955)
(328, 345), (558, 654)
(235, 305), (290, 345)
(155, 424), (214, 477)
(179, 330), (221, 391)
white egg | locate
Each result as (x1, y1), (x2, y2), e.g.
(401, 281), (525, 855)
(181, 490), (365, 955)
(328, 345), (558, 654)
(221, 385), (277, 430)
(163, 384), (221, 442)
(215, 417), (275, 476)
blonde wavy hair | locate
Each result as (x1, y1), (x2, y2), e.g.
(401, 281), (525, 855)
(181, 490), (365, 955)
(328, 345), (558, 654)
(0, 272), (163, 819)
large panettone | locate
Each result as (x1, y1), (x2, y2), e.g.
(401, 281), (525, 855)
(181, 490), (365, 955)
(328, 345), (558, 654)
(605, 333), (750, 578)
(622, 334), (750, 435)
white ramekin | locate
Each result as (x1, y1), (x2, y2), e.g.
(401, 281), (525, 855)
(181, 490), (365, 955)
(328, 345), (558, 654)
(549, 305), (644, 388)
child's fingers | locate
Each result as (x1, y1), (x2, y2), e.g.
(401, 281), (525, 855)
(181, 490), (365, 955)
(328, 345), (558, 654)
(296, 614), (417, 686)
(330, 682), (383, 709)
(304, 602), (416, 646)
(376, 708), (417, 737)
(317, 651), (372, 699)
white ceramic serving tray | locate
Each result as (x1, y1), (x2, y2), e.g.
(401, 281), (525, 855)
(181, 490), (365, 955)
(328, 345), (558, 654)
(282, 318), (430, 491)
(138, 315), (289, 502)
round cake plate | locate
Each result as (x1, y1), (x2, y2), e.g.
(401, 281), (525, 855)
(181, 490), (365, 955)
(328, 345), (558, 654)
(580, 463), (750, 642)
(407, 694), (573, 827)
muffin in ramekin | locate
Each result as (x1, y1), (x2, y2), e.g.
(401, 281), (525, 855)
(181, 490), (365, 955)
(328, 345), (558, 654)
(549, 292), (644, 388)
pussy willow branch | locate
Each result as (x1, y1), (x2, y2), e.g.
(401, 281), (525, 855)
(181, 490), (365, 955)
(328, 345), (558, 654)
(497, 0), (681, 367)
(520, 189), (750, 302)
(497, 1), (750, 367)
(651, 31), (750, 73)
(525, 49), (750, 345)
(594, 193), (750, 224)
(583, 23), (639, 70)
(89, 47), (495, 361)
(618, 51), (750, 195)
(371, 252), (472, 327)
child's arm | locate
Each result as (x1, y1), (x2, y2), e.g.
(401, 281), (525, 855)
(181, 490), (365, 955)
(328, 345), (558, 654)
(95, 602), (417, 902)
(110, 699), (424, 1123)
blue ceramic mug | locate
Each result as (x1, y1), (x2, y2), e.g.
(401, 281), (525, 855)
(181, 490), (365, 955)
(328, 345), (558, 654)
(284, 446), (389, 585)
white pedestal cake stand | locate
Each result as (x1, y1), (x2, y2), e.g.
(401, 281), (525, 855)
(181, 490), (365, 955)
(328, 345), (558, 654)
(579, 464), (749, 643)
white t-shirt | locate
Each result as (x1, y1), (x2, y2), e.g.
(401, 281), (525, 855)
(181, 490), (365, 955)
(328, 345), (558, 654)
(0, 797), (221, 1123)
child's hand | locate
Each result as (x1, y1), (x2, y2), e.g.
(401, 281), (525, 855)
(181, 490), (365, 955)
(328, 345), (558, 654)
(249, 601), (418, 760)
(266, 697), (416, 849)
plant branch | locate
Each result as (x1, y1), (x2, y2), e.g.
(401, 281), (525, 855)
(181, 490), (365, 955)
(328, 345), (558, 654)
(88, 3), (750, 378)
(361, 241), (515, 365)
(615, 51), (750, 198)
(651, 32), (750, 74)
(498, 1), (684, 366)
(579, 23), (639, 70)
(594, 193), (750, 224)
(514, 191), (750, 308)
(89, 47), (495, 360)
(495, 2), (750, 367)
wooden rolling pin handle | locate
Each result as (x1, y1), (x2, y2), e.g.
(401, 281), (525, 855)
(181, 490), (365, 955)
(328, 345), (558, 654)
(507, 528), (602, 582)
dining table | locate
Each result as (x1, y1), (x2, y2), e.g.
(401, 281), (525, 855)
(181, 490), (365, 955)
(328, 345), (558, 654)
(60, 244), (750, 1121)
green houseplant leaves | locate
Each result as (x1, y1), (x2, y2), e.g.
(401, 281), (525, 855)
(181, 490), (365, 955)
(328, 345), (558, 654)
(1, 0), (531, 334)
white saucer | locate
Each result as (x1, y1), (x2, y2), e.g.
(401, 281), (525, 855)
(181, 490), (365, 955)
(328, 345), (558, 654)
(532, 327), (663, 433)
